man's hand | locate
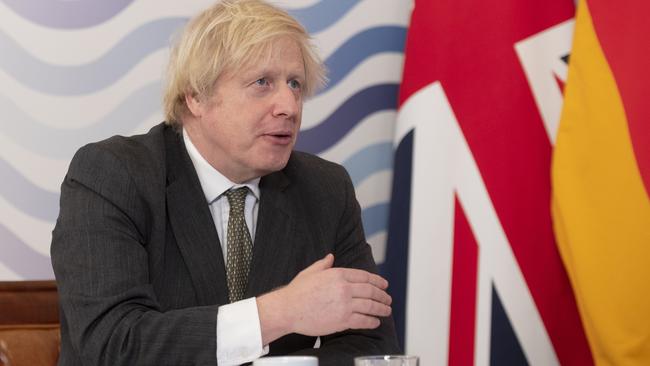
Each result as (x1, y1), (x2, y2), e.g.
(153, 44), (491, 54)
(257, 254), (392, 345)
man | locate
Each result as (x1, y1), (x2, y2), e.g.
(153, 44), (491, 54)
(51, 0), (400, 365)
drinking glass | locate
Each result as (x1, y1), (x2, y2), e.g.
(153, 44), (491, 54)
(354, 355), (419, 366)
(253, 356), (318, 365)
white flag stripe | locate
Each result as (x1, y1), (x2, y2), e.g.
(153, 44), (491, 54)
(399, 82), (559, 365)
(515, 19), (574, 144)
(400, 82), (455, 366)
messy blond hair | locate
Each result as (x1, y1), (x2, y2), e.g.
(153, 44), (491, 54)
(163, 0), (326, 127)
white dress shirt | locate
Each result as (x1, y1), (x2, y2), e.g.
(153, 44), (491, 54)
(183, 130), (269, 365)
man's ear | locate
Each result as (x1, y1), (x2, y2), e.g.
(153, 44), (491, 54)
(185, 92), (203, 118)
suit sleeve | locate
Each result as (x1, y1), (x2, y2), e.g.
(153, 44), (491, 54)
(291, 165), (401, 366)
(51, 144), (219, 366)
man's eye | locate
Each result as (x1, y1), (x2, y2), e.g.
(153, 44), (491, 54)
(288, 79), (301, 90)
(255, 78), (269, 86)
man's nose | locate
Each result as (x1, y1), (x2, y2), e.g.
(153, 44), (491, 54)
(272, 83), (300, 118)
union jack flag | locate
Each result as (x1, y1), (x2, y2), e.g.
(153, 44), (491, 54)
(382, 1), (594, 364)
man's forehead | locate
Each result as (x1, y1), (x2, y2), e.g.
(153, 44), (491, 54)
(230, 42), (306, 77)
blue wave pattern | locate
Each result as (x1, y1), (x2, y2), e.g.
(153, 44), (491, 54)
(0, 23), (403, 97)
(362, 203), (390, 238)
(0, 158), (58, 221)
(1, 0), (134, 29)
(1, 81), (162, 159)
(0, 222), (54, 279)
(0, 0), (406, 278)
(316, 26), (407, 95)
(297, 84), (398, 154)
(0, 18), (186, 95)
(288, 0), (361, 34)
(343, 142), (394, 186)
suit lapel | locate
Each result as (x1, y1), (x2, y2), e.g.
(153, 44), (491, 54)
(246, 170), (295, 297)
(164, 129), (229, 306)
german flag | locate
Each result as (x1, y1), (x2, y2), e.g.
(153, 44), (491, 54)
(552, 0), (650, 364)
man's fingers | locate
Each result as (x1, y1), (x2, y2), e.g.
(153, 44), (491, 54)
(349, 283), (392, 305)
(341, 268), (388, 289)
(350, 298), (392, 318)
(348, 313), (382, 330)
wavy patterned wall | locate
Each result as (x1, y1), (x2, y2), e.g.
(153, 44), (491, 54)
(0, 0), (410, 280)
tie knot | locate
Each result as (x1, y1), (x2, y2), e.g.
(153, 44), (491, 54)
(224, 187), (248, 210)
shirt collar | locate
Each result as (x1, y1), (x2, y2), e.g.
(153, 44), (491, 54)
(183, 129), (260, 204)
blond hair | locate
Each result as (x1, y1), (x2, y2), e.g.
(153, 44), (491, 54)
(163, 0), (326, 127)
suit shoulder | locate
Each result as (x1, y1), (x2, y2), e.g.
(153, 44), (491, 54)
(69, 123), (168, 179)
(65, 124), (172, 204)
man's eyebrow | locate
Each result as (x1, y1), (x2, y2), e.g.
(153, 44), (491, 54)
(238, 66), (304, 81)
(288, 71), (306, 80)
(243, 67), (275, 78)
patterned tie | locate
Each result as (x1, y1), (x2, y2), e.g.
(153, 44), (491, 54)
(224, 187), (253, 303)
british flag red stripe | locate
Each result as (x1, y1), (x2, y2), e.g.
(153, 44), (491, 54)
(384, 0), (593, 364)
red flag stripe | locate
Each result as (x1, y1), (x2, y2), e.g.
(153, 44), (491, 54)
(587, 0), (650, 196)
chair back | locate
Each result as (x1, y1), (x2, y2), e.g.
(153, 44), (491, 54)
(0, 281), (60, 366)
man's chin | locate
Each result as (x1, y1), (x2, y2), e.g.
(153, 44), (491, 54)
(248, 146), (293, 176)
(265, 159), (290, 174)
(252, 156), (291, 177)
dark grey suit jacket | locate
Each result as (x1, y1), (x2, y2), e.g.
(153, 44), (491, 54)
(51, 123), (399, 366)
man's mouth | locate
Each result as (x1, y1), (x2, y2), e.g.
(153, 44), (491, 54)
(263, 131), (293, 145)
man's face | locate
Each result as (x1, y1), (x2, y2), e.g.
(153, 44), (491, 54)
(184, 36), (305, 183)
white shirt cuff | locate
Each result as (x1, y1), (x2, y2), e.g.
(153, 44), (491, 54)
(216, 297), (269, 365)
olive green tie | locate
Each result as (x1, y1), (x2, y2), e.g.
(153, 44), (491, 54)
(224, 187), (253, 303)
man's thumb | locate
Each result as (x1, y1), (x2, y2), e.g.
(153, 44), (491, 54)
(303, 253), (334, 273)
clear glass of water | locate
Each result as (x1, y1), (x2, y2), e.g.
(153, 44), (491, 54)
(253, 356), (318, 365)
(354, 355), (419, 366)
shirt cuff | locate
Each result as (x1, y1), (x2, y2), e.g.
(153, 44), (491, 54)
(216, 297), (269, 365)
